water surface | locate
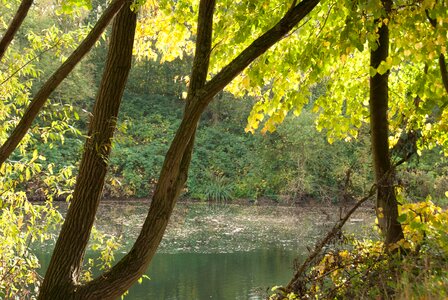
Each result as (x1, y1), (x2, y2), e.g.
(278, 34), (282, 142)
(37, 202), (374, 299)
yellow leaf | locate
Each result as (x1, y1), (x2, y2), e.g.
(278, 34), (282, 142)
(242, 76), (250, 88)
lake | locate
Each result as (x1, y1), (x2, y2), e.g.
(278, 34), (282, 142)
(36, 201), (375, 299)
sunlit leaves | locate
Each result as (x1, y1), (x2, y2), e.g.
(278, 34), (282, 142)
(0, 0), (91, 294)
(59, 0), (92, 14)
(235, 0), (448, 153)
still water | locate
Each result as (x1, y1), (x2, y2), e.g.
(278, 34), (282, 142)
(126, 249), (296, 299)
(37, 202), (373, 299)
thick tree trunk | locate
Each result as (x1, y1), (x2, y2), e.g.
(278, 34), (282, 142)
(0, 0), (126, 168)
(0, 0), (33, 61)
(38, 2), (136, 298)
(369, 0), (404, 245)
(38, 0), (320, 298)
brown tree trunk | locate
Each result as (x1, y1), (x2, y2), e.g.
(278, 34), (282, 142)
(426, 9), (448, 96)
(0, 0), (126, 168)
(38, 0), (320, 298)
(38, 2), (136, 298)
(369, 0), (404, 245)
(0, 0), (33, 61)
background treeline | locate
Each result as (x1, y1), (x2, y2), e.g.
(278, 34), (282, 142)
(6, 1), (447, 205)
(23, 36), (448, 205)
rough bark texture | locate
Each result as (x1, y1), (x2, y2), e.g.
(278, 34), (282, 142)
(37, 2), (136, 299)
(72, 2), (215, 298)
(426, 9), (448, 96)
(0, 0), (126, 168)
(369, 0), (404, 245)
(39, 0), (320, 298)
(0, 0), (33, 61)
(440, 53), (448, 95)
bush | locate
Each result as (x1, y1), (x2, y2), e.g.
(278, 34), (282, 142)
(271, 200), (448, 299)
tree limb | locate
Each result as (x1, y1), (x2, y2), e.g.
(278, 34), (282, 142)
(73, 1), (321, 297)
(278, 187), (376, 298)
(74, 1), (216, 298)
(439, 53), (448, 95)
(0, 0), (33, 61)
(0, 0), (127, 168)
(201, 0), (320, 104)
(187, 0), (215, 95)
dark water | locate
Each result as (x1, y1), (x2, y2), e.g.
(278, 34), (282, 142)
(37, 244), (301, 300)
(126, 249), (297, 299)
(36, 203), (373, 299)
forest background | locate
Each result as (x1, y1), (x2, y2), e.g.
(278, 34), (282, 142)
(3, 0), (448, 205)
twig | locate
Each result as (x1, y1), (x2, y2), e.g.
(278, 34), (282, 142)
(281, 184), (376, 296)
(0, 41), (61, 87)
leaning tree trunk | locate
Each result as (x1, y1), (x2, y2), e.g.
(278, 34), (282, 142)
(38, 2), (136, 298)
(369, 0), (404, 245)
(39, 0), (320, 298)
(0, 0), (33, 61)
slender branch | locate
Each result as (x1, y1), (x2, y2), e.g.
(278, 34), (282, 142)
(0, 40), (61, 86)
(282, 186), (376, 296)
(38, 1), (136, 298)
(0, 0), (33, 61)
(73, 1), (216, 298)
(0, 0), (127, 168)
(439, 53), (448, 95)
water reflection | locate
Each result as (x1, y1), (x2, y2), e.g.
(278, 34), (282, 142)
(127, 249), (298, 300)
(36, 202), (374, 299)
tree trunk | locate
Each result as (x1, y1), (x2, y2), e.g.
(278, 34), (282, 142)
(0, 0), (33, 61)
(369, 0), (404, 245)
(38, 2), (136, 298)
(38, 0), (321, 298)
(0, 0), (126, 168)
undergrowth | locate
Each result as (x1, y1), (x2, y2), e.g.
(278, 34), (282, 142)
(271, 199), (448, 299)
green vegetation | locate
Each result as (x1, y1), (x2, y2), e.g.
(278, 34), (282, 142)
(271, 200), (448, 299)
(1, 0), (448, 298)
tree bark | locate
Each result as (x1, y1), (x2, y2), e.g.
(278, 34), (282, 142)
(0, 0), (126, 168)
(439, 53), (448, 95)
(0, 0), (33, 61)
(426, 9), (448, 96)
(38, 1), (136, 298)
(75, 1), (320, 296)
(369, 0), (404, 245)
(39, 0), (321, 298)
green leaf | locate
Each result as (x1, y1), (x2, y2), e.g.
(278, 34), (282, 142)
(397, 213), (407, 223)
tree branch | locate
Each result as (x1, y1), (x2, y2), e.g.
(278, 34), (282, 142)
(0, 0), (127, 168)
(278, 187), (376, 298)
(74, 1), (320, 297)
(201, 0), (320, 104)
(0, 0), (33, 61)
(439, 53), (448, 95)
(74, 1), (216, 298)
(187, 0), (215, 95)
